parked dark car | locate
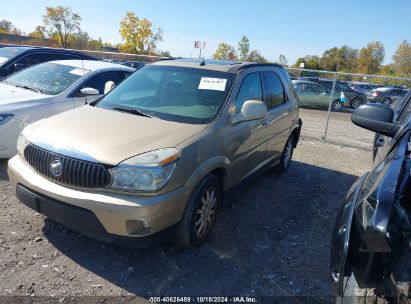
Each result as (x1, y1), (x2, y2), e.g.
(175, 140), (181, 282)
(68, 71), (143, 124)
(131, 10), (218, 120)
(121, 60), (146, 69)
(367, 87), (409, 105)
(331, 90), (411, 303)
(349, 81), (383, 94)
(0, 46), (96, 79)
(312, 78), (368, 109)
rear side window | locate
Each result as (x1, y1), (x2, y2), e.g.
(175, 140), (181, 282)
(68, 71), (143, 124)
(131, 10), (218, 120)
(263, 72), (285, 108)
(235, 72), (263, 112)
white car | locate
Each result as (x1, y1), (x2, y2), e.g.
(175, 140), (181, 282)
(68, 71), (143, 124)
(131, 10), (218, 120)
(0, 60), (134, 158)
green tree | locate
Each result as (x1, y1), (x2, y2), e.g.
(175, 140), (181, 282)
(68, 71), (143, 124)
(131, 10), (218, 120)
(320, 46), (358, 72)
(119, 12), (163, 55)
(392, 40), (411, 77)
(293, 55), (321, 70)
(237, 35), (250, 61)
(43, 6), (81, 48)
(212, 42), (237, 60)
(29, 26), (46, 39)
(68, 30), (90, 49)
(357, 41), (384, 74)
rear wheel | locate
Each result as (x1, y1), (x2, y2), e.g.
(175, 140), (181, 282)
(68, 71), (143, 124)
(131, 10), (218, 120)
(274, 135), (294, 173)
(174, 174), (222, 248)
(350, 98), (362, 109)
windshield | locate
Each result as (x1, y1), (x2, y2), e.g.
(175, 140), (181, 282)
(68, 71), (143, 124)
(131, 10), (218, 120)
(97, 65), (236, 124)
(0, 47), (25, 65)
(3, 62), (85, 95)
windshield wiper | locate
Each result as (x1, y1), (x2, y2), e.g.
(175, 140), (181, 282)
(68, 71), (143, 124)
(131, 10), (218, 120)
(13, 84), (42, 94)
(112, 107), (152, 118)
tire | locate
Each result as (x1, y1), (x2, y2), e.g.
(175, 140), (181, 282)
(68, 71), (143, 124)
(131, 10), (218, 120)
(332, 100), (344, 112)
(274, 135), (294, 173)
(350, 98), (362, 109)
(337, 273), (388, 304)
(174, 174), (222, 248)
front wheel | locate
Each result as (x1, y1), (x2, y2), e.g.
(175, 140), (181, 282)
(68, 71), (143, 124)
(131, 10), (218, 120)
(337, 273), (388, 304)
(274, 135), (294, 173)
(332, 100), (344, 112)
(174, 174), (222, 248)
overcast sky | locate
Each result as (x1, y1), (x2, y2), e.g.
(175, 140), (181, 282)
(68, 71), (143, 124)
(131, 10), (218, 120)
(1, 0), (410, 64)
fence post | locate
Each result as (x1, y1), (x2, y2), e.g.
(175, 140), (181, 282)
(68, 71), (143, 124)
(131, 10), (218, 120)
(323, 72), (337, 142)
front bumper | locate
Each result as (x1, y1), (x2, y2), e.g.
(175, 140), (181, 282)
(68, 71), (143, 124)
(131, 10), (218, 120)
(8, 155), (190, 245)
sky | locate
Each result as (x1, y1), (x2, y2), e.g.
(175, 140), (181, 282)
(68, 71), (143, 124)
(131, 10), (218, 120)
(1, 0), (410, 64)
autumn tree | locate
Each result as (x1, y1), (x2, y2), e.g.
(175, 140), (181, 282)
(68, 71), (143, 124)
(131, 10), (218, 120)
(392, 40), (411, 77)
(246, 50), (268, 63)
(357, 41), (384, 74)
(119, 12), (163, 55)
(212, 42), (237, 61)
(29, 26), (46, 39)
(43, 6), (81, 48)
(238, 36), (250, 61)
(0, 20), (22, 35)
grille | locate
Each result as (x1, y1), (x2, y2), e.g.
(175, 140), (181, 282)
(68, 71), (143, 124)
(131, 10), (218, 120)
(24, 144), (111, 188)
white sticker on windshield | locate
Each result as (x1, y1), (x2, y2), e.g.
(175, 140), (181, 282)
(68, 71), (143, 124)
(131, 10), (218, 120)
(69, 68), (90, 76)
(0, 57), (8, 64)
(198, 77), (227, 91)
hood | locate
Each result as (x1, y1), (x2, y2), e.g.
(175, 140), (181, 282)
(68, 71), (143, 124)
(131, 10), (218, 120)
(26, 106), (207, 165)
(0, 83), (51, 112)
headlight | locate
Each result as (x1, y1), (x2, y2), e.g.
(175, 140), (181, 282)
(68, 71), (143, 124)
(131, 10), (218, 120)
(109, 148), (181, 192)
(0, 114), (14, 125)
(17, 119), (46, 157)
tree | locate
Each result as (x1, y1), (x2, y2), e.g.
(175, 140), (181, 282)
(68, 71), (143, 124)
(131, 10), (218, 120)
(320, 46), (358, 72)
(0, 20), (22, 35)
(212, 42), (237, 61)
(293, 55), (321, 70)
(29, 26), (46, 39)
(238, 36), (250, 61)
(357, 41), (384, 74)
(246, 50), (268, 63)
(278, 54), (288, 66)
(392, 40), (411, 77)
(119, 12), (163, 55)
(69, 30), (90, 49)
(43, 6), (81, 48)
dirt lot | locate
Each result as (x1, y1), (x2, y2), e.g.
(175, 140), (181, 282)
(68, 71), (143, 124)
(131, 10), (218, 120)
(299, 108), (375, 150)
(0, 139), (372, 303)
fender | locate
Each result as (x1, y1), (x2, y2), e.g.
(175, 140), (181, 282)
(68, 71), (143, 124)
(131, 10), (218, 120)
(184, 155), (230, 191)
(330, 173), (367, 296)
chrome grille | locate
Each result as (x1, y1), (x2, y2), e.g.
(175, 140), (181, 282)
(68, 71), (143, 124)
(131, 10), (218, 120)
(24, 144), (111, 188)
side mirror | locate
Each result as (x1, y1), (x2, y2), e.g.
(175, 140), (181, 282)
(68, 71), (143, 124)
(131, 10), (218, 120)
(232, 100), (267, 124)
(13, 63), (26, 72)
(352, 103), (400, 137)
(80, 87), (100, 96)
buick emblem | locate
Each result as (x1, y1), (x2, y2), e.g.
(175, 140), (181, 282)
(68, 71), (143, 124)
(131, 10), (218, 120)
(49, 159), (63, 177)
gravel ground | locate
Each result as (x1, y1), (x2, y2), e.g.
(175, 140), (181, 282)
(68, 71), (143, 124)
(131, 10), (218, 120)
(299, 108), (374, 150)
(0, 139), (372, 303)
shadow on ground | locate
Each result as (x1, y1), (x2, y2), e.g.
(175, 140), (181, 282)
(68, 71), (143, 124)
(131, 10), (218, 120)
(41, 160), (357, 300)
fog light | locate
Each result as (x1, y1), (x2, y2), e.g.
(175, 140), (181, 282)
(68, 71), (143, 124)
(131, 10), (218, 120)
(125, 220), (150, 236)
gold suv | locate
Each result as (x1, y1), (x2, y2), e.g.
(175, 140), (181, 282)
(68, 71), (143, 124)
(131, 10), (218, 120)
(8, 59), (302, 248)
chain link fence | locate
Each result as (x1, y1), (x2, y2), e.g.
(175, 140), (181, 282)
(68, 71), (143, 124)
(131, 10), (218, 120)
(287, 68), (411, 150)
